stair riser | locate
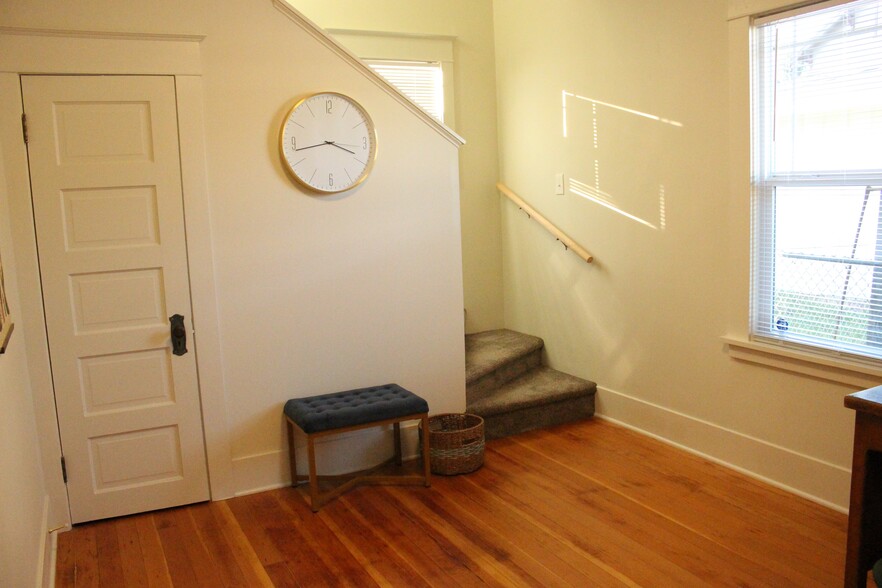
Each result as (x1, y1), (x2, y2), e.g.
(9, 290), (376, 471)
(482, 395), (595, 441)
(466, 348), (542, 405)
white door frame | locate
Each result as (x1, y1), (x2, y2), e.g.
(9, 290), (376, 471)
(0, 28), (233, 531)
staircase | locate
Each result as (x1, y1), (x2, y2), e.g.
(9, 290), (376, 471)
(465, 329), (596, 440)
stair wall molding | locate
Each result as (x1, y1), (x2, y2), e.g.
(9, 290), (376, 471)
(272, 0), (464, 148)
(595, 385), (851, 513)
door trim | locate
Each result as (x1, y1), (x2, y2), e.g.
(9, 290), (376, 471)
(0, 30), (232, 532)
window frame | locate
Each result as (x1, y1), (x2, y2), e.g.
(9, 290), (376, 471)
(747, 0), (882, 365)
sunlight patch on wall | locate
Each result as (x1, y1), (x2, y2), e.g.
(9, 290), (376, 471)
(569, 177), (659, 230)
(562, 90), (682, 231)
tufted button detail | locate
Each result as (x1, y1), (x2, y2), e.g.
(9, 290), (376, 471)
(283, 384), (429, 434)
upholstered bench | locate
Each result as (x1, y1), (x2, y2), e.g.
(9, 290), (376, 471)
(284, 384), (431, 511)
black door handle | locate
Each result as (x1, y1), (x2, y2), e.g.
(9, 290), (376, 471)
(169, 314), (188, 356)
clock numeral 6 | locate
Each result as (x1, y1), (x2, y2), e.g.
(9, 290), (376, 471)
(328, 173), (334, 187)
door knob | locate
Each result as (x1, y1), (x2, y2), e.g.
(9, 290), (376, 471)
(169, 314), (188, 356)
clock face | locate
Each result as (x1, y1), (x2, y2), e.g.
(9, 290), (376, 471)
(279, 92), (377, 193)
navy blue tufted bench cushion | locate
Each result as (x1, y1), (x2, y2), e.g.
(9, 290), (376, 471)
(284, 384), (429, 434)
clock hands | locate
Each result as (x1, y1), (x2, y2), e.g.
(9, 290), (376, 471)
(294, 140), (356, 155)
(294, 142), (326, 152)
(326, 142), (355, 155)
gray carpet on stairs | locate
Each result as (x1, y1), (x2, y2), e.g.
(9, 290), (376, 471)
(465, 329), (596, 440)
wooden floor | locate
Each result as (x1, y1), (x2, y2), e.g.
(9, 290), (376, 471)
(56, 419), (849, 587)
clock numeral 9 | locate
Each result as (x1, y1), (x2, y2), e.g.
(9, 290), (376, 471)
(328, 173), (334, 187)
(291, 136), (296, 149)
(326, 100), (333, 114)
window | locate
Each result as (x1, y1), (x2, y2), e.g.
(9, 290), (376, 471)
(751, 0), (882, 360)
(325, 29), (456, 128)
(366, 60), (445, 123)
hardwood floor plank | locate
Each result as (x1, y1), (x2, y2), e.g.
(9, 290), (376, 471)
(386, 485), (553, 586)
(433, 472), (637, 586)
(56, 525), (77, 587)
(132, 513), (173, 588)
(325, 496), (431, 587)
(263, 562), (300, 588)
(339, 490), (465, 586)
(252, 500), (336, 586)
(356, 488), (497, 586)
(152, 509), (201, 588)
(207, 501), (276, 588)
(115, 517), (149, 588)
(224, 494), (287, 568)
(472, 450), (712, 587)
(513, 422), (846, 584)
(73, 525), (99, 588)
(187, 502), (251, 588)
(560, 421), (846, 550)
(54, 420), (848, 588)
(268, 489), (379, 587)
(487, 440), (802, 586)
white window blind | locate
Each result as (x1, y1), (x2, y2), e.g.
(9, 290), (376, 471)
(751, 0), (882, 359)
(366, 59), (445, 123)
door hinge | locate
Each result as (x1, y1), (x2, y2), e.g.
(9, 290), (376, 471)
(60, 456), (67, 484)
(21, 113), (28, 144)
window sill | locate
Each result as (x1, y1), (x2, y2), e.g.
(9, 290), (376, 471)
(722, 336), (882, 389)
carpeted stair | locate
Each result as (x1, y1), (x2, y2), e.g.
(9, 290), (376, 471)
(465, 329), (596, 440)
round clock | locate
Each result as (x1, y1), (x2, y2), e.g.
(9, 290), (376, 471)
(279, 92), (378, 194)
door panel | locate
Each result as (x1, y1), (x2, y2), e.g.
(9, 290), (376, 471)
(22, 75), (209, 523)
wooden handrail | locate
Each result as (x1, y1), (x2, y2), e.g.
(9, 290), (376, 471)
(497, 182), (594, 263)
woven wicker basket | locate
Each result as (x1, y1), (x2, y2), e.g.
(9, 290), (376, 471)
(423, 413), (485, 475)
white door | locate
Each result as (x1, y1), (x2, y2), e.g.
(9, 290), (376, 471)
(22, 75), (210, 523)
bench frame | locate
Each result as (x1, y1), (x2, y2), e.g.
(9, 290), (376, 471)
(286, 412), (431, 511)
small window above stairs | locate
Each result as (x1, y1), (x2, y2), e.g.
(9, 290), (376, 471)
(465, 329), (596, 440)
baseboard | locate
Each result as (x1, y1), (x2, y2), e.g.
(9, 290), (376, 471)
(232, 422), (422, 496)
(595, 385), (851, 513)
(35, 495), (55, 588)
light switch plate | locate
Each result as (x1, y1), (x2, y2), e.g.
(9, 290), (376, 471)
(555, 173), (565, 195)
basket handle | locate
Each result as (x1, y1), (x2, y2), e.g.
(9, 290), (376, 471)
(461, 436), (482, 446)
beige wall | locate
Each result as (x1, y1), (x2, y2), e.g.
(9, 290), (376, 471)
(494, 0), (855, 509)
(292, 0), (504, 333)
(0, 142), (49, 587)
(0, 0), (466, 526)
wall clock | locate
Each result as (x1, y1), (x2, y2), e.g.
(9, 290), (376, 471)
(279, 92), (378, 194)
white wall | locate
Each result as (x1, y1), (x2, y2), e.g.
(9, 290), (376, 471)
(0, 142), (50, 588)
(0, 0), (466, 509)
(494, 0), (856, 509)
(292, 0), (504, 334)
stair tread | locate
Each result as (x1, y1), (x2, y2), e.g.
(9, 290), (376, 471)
(465, 329), (544, 384)
(468, 366), (596, 417)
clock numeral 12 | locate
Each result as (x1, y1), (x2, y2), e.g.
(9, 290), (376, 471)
(326, 100), (333, 114)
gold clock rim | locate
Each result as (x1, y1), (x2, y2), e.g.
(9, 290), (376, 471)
(278, 91), (379, 194)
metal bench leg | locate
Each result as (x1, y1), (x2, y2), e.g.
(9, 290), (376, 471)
(286, 419), (298, 486)
(421, 414), (431, 487)
(307, 435), (320, 512)
(393, 422), (402, 466)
